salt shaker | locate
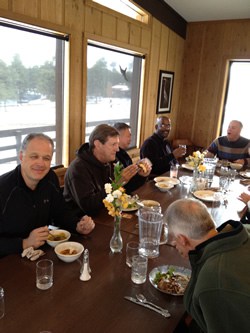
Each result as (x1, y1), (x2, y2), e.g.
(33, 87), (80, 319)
(0, 286), (4, 319)
(80, 249), (91, 281)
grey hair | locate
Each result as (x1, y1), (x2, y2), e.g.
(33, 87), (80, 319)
(165, 198), (215, 240)
(89, 124), (119, 150)
(230, 120), (243, 129)
(20, 133), (54, 152)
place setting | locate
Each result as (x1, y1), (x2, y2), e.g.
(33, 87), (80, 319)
(124, 205), (191, 318)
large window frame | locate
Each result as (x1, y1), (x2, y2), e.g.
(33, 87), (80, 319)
(0, 19), (68, 175)
(221, 60), (250, 138)
(86, 41), (145, 148)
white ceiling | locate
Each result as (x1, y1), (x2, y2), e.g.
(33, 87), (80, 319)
(163, 0), (250, 22)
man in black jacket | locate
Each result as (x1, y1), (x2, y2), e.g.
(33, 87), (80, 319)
(140, 116), (185, 175)
(0, 133), (94, 257)
(64, 124), (152, 216)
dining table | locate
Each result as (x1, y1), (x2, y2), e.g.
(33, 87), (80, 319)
(0, 164), (248, 333)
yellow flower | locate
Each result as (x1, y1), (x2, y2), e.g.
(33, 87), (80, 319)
(103, 162), (130, 217)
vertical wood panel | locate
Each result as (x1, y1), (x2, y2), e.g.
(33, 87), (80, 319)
(40, 0), (64, 25)
(84, 6), (102, 35)
(12, 0), (38, 17)
(0, 0), (8, 10)
(117, 20), (129, 44)
(129, 24), (141, 47)
(102, 12), (116, 39)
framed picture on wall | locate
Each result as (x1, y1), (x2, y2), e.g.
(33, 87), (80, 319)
(156, 70), (174, 114)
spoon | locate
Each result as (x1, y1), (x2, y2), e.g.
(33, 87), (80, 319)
(136, 294), (170, 316)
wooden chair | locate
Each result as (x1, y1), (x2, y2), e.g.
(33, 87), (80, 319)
(51, 165), (67, 188)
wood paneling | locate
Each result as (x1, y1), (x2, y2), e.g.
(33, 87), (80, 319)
(177, 19), (250, 149)
(0, 0), (185, 163)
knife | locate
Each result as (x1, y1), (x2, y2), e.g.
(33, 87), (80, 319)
(124, 296), (170, 318)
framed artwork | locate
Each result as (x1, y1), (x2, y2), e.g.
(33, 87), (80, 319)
(156, 70), (174, 114)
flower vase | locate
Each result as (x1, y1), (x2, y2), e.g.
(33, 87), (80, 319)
(110, 215), (123, 253)
(191, 167), (199, 192)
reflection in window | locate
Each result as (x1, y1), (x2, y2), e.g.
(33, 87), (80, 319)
(86, 42), (144, 147)
(0, 20), (68, 175)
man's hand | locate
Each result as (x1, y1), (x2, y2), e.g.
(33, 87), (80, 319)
(173, 146), (186, 159)
(121, 164), (138, 184)
(238, 192), (250, 204)
(137, 158), (152, 177)
(233, 159), (244, 165)
(23, 226), (49, 250)
(76, 215), (95, 235)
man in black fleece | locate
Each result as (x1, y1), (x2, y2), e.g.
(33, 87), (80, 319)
(0, 133), (94, 257)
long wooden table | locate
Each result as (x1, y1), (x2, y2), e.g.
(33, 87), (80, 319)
(0, 166), (247, 333)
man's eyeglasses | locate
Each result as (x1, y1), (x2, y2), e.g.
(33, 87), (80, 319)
(159, 123), (171, 129)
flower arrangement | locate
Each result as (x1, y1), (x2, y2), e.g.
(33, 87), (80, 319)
(103, 162), (129, 217)
(186, 151), (206, 172)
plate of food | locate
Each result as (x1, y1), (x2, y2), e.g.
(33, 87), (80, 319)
(149, 265), (191, 296)
(239, 171), (250, 179)
(181, 163), (194, 171)
(193, 190), (220, 202)
(154, 176), (180, 185)
(122, 196), (139, 212)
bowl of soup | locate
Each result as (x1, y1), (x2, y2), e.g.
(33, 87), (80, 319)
(55, 241), (84, 263)
(46, 229), (71, 248)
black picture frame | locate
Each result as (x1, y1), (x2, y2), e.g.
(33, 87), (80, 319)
(156, 70), (174, 114)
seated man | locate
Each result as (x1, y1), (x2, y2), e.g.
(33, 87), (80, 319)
(140, 116), (186, 175)
(165, 198), (250, 333)
(113, 122), (151, 193)
(206, 120), (250, 165)
(239, 191), (250, 223)
(0, 133), (94, 258)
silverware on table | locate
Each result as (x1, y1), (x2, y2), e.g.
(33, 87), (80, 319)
(124, 296), (171, 318)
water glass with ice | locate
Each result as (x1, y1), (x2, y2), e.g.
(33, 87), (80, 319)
(131, 255), (148, 284)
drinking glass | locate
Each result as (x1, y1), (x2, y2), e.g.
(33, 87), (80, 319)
(36, 259), (53, 290)
(170, 164), (179, 178)
(126, 241), (139, 268)
(131, 255), (148, 284)
(0, 287), (4, 319)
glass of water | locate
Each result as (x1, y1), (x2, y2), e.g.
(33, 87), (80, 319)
(36, 259), (53, 290)
(131, 255), (148, 284)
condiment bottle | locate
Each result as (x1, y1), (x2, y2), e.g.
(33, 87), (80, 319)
(80, 249), (91, 281)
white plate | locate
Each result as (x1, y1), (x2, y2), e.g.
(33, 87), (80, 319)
(181, 163), (194, 171)
(239, 171), (250, 179)
(179, 176), (192, 185)
(154, 176), (180, 185)
(149, 265), (191, 296)
(193, 190), (220, 202)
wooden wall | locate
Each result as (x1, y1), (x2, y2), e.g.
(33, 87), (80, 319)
(176, 19), (250, 149)
(0, 0), (185, 163)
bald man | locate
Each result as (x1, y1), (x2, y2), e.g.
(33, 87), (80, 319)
(140, 116), (186, 175)
(206, 120), (250, 166)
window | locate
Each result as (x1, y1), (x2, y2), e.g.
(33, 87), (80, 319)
(86, 42), (144, 147)
(92, 0), (148, 23)
(221, 61), (250, 137)
(0, 19), (68, 175)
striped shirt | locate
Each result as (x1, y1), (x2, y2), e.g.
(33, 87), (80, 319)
(208, 136), (250, 165)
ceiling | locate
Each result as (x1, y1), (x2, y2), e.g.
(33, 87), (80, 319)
(163, 0), (250, 22)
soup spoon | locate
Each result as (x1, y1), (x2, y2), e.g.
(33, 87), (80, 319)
(136, 294), (170, 316)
